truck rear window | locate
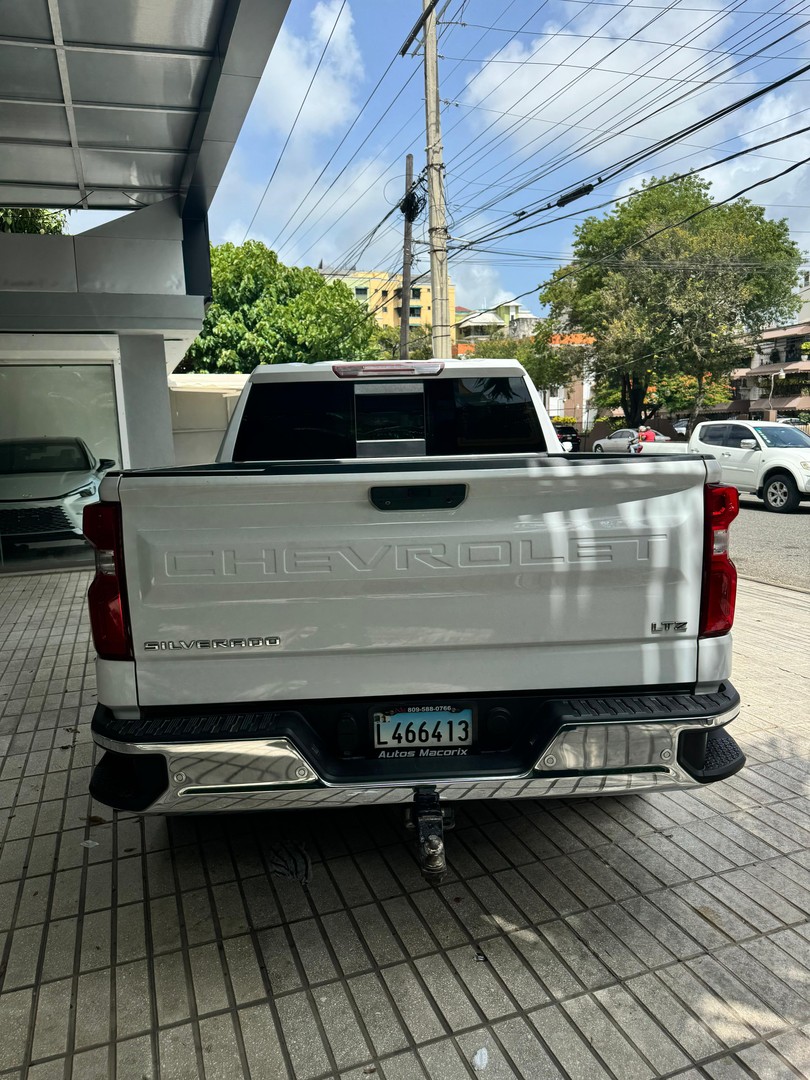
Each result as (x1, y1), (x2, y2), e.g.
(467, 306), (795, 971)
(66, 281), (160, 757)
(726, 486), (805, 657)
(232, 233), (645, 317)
(232, 377), (546, 461)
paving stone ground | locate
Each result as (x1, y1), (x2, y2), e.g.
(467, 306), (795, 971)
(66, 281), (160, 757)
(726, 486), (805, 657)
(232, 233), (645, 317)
(0, 571), (809, 1080)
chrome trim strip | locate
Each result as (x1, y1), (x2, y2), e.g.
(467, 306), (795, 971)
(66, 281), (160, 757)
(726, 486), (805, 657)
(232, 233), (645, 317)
(532, 703), (740, 773)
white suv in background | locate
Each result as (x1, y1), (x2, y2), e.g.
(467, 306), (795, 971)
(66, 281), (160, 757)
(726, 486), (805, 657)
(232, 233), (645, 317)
(689, 421), (810, 512)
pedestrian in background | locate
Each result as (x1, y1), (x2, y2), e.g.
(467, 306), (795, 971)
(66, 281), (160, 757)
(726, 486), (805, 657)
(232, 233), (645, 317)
(631, 426), (656, 452)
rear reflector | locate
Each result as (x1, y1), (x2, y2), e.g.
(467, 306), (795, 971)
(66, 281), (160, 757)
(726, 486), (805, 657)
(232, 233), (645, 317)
(84, 502), (133, 660)
(699, 484), (739, 638)
(332, 362), (444, 378)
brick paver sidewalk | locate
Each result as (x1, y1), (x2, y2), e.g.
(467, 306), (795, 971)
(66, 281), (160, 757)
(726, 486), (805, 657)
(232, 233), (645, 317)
(0, 572), (808, 1079)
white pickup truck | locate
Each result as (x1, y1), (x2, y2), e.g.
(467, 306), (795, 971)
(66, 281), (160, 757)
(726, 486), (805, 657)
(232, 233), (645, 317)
(623, 421), (810, 512)
(84, 359), (743, 878)
(689, 420), (810, 512)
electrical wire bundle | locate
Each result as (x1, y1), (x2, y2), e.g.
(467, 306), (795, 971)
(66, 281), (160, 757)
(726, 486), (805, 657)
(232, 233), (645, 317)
(235, 0), (810, 327)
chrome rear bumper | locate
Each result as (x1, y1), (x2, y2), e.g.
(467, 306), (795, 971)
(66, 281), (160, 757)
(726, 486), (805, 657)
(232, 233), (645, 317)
(92, 696), (743, 814)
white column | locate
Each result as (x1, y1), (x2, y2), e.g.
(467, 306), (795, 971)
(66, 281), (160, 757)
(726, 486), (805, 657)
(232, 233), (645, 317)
(117, 334), (175, 468)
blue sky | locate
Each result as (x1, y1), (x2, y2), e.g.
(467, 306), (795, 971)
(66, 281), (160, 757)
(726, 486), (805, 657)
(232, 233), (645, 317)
(79, 0), (810, 312)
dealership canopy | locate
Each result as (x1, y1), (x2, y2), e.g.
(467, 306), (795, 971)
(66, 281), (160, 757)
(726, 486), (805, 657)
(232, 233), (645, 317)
(0, 0), (289, 215)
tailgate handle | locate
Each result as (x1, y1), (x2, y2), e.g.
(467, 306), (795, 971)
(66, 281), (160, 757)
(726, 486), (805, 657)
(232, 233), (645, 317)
(370, 484), (467, 511)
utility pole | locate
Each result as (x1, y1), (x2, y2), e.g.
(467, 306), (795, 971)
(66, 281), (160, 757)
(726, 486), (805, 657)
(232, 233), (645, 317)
(399, 153), (414, 360)
(421, 0), (451, 358)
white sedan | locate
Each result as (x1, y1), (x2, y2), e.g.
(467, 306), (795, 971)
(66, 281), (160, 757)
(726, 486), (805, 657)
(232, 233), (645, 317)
(0, 437), (115, 545)
(592, 428), (671, 452)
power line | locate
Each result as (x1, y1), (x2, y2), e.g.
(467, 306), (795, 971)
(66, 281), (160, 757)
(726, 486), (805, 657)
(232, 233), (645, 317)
(439, 97), (809, 189)
(444, 1), (801, 223)
(267, 53), (404, 252)
(440, 0), (745, 230)
(241, 0), (348, 243)
(599, 55), (810, 183)
(438, 54), (802, 85)
(443, 21), (808, 61)
(443, 0), (692, 186)
(449, 103), (810, 255)
(328, 0), (600, 270)
(445, 11), (725, 207)
(267, 1), (476, 255)
(289, 0), (526, 267)
(439, 0), (646, 174)
(445, 9), (810, 240)
(291, 0), (627, 269)
(289, 115), (423, 262)
(553, 0), (793, 9)
(270, 0), (807, 291)
(277, 1), (476, 262)
(449, 154), (810, 325)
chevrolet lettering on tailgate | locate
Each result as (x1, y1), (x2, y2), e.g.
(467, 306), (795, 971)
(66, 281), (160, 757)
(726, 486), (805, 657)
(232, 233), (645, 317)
(159, 534), (669, 581)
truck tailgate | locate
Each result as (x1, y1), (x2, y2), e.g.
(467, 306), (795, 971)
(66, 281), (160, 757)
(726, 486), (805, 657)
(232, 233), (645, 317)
(117, 456), (710, 706)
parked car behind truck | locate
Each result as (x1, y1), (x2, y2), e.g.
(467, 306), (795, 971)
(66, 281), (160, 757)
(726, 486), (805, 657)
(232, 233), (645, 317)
(689, 420), (810, 512)
(0, 437), (115, 545)
(83, 359), (744, 879)
(592, 427), (671, 452)
(551, 423), (581, 452)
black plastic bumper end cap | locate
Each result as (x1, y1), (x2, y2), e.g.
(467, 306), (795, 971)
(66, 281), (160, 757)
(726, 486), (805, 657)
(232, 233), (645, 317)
(90, 749), (169, 812)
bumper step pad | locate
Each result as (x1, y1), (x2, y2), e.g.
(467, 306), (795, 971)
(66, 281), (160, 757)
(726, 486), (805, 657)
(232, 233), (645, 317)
(680, 725), (746, 784)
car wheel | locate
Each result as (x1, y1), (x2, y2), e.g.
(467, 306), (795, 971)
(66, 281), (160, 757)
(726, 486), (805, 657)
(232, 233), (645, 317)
(594, 445), (604, 452)
(763, 472), (800, 513)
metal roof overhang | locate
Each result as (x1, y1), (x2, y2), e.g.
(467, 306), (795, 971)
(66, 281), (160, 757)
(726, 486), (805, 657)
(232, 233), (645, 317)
(0, 0), (290, 216)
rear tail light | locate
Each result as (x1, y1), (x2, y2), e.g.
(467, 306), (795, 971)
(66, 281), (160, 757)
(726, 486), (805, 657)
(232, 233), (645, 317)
(699, 484), (739, 637)
(332, 362), (444, 378)
(83, 502), (132, 660)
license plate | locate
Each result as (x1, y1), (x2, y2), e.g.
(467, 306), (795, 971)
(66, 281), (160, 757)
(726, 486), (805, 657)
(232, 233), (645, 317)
(373, 705), (474, 750)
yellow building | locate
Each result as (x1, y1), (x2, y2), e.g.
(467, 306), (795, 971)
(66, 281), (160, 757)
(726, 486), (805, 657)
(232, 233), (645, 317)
(320, 268), (456, 343)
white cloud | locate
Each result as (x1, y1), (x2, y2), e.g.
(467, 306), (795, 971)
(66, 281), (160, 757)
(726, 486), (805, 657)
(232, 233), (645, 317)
(708, 89), (810, 230)
(211, 0), (405, 267)
(444, 1), (810, 277)
(449, 259), (513, 310)
(252, 0), (363, 144)
(454, 3), (792, 200)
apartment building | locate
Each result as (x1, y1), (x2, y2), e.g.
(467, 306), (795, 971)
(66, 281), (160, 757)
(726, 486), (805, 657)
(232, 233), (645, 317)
(320, 268), (457, 343)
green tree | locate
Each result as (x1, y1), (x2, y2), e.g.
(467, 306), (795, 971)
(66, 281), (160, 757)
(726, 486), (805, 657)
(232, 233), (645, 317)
(376, 325), (401, 360)
(591, 370), (731, 425)
(181, 241), (378, 372)
(407, 324), (433, 361)
(541, 176), (801, 426)
(471, 337), (522, 359)
(0, 207), (67, 234)
(521, 320), (583, 402)
(650, 372), (732, 418)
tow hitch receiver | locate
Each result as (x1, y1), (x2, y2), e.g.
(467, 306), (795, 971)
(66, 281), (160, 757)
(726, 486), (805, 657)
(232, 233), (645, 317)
(405, 788), (454, 882)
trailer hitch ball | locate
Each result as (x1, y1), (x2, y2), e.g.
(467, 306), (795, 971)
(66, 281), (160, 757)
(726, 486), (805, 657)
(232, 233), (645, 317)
(424, 833), (444, 868)
(409, 788), (452, 883)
